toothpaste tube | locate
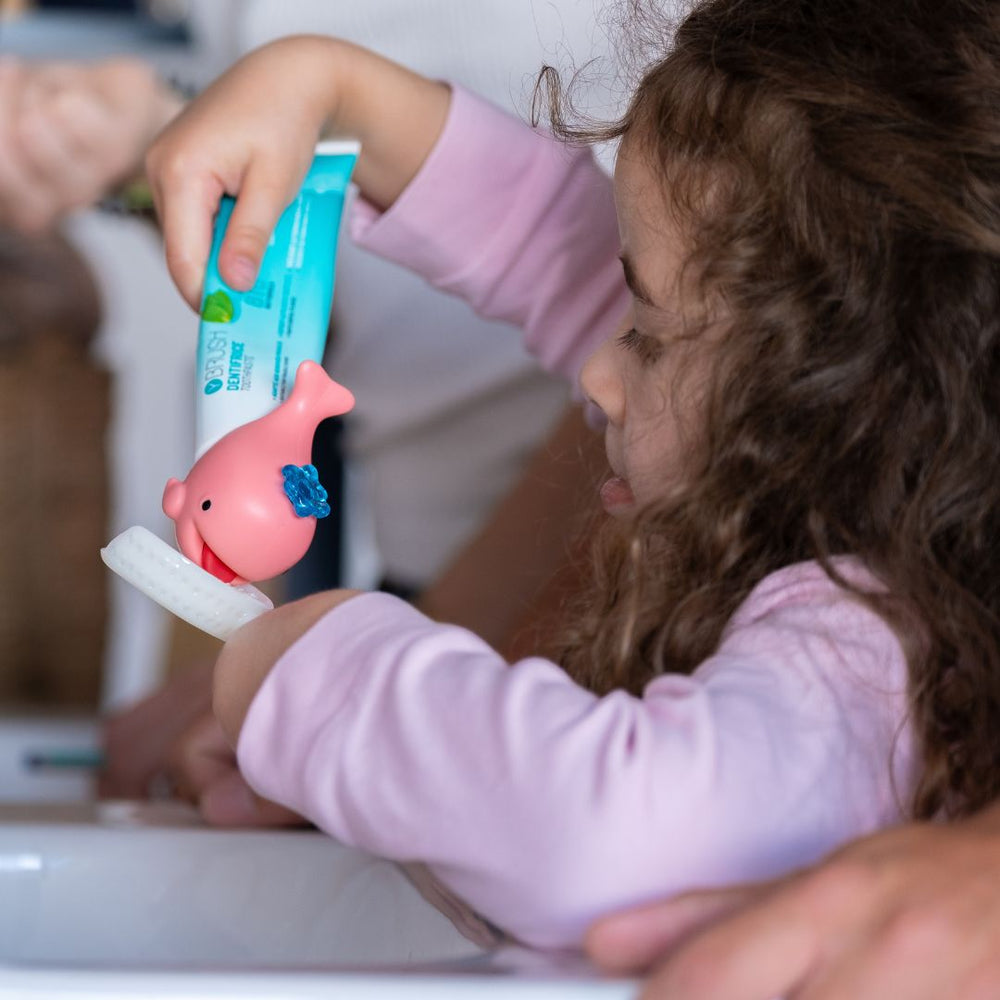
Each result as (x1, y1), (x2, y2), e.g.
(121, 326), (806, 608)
(197, 140), (360, 455)
(102, 141), (359, 640)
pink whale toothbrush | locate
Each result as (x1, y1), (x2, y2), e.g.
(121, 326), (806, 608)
(101, 360), (354, 640)
(162, 359), (354, 585)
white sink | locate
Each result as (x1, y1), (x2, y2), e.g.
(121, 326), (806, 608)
(0, 802), (635, 999)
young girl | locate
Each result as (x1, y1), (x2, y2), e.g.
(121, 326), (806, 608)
(145, 0), (1000, 949)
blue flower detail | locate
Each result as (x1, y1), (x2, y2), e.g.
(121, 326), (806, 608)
(282, 463), (331, 519)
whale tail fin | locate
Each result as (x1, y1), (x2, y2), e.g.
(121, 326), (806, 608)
(289, 360), (355, 420)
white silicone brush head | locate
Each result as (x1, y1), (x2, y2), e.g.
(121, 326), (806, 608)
(101, 526), (273, 641)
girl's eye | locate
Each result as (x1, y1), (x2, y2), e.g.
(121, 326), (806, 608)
(616, 327), (664, 366)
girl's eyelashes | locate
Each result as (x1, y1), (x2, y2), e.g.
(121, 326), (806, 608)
(617, 327), (664, 366)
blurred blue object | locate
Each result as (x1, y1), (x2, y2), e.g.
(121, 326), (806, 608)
(38, 0), (139, 11)
(3, 3), (191, 60)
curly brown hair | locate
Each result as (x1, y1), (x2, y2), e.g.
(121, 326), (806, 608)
(543, 0), (1000, 820)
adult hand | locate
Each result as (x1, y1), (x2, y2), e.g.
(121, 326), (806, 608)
(587, 804), (1000, 999)
(0, 56), (182, 233)
(100, 659), (303, 827)
(100, 658), (214, 799)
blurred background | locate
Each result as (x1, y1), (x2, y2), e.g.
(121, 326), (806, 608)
(0, 0), (617, 739)
(1, 0), (207, 717)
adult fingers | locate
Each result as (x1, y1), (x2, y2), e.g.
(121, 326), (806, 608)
(10, 70), (120, 217)
(586, 885), (763, 974)
(43, 89), (139, 208)
(216, 157), (301, 291)
(638, 877), (824, 1000)
(15, 104), (81, 198)
(796, 883), (1000, 1000)
(797, 939), (948, 1000)
(0, 59), (53, 231)
(98, 714), (161, 800)
(48, 86), (120, 159)
(99, 671), (213, 798)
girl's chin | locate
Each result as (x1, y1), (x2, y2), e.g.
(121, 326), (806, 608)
(599, 475), (636, 514)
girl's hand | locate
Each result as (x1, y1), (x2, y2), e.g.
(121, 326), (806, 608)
(145, 35), (449, 309)
(213, 588), (363, 747)
(0, 56), (180, 233)
(165, 712), (305, 828)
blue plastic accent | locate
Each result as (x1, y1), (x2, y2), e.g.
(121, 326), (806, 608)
(282, 463), (331, 519)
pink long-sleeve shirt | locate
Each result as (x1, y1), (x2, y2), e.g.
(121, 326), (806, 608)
(238, 87), (915, 949)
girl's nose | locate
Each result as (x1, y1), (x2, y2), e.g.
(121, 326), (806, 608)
(580, 323), (627, 426)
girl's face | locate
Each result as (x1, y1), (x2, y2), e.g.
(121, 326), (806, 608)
(581, 141), (713, 516)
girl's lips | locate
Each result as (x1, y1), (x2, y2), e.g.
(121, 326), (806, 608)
(201, 542), (238, 584)
(599, 475), (636, 513)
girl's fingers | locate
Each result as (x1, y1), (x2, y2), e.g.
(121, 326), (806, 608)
(150, 160), (224, 310)
(199, 770), (304, 828)
(586, 885), (763, 974)
(217, 157), (306, 291)
(164, 714), (235, 803)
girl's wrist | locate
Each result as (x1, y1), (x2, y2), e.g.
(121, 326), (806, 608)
(211, 34), (449, 212)
(213, 588), (365, 747)
(314, 38), (451, 211)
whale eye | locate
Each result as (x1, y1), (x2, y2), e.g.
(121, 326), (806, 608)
(201, 499), (212, 511)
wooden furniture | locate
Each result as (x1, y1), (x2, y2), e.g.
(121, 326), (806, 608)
(0, 228), (109, 708)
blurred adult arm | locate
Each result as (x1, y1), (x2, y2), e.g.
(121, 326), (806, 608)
(0, 56), (182, 233)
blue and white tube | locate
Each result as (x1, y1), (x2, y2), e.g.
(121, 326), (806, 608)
(196, 140), (360, 455)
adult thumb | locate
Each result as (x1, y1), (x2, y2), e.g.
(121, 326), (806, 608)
(585, 886), (759, 974)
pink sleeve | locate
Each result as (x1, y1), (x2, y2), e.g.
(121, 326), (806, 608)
(349, 85), (630, 387)
(237, 564), (914, 949)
